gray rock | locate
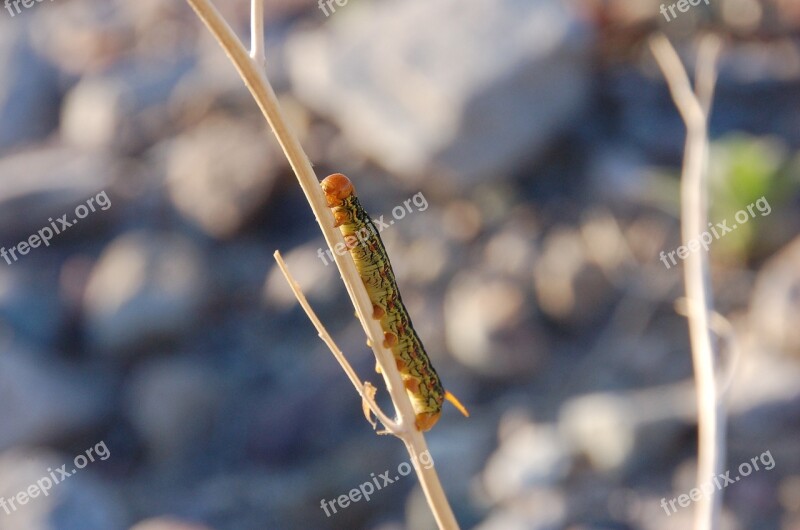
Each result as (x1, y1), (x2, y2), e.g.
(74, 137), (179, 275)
(129, 518), (214, 530)
(444, 272), (545, 378)
(532, 225), (618, 329)
(473, 489), (565, 530)
(0, 22), (59, 153)
(0, 447), (126, 530)
(124, 356), (221, 462)
(165, 115), (278, 238)
(749, 236), (800, 355)
(30, 0), (135, 76)
(558, 383), (695, 472)
(60, 59), (195, 153)
(286, 0), (591, 186)
(263, 241), (342, 309)
(481, 421), (570, 503)
(0, 265), (63, 348)
(83, 231), (208, 354)
(725, 339), (800, 439)
(0, 147), (117, 240)
(0, 348), (111, 451)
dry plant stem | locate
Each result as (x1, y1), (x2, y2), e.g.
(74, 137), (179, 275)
(184, 1), (459, 528)
(249, 0), (265, 67)
(273, 251), (398, 431)
(674, 299), (741, 401)
(650, 34), (724, 530)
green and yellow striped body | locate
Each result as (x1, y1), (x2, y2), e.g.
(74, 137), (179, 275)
(321, 173), (445, 431)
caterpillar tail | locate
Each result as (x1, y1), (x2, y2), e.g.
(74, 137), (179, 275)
(445, 391), (470, 418)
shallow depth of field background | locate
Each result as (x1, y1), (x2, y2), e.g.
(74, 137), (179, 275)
(0, 0), (799, 529)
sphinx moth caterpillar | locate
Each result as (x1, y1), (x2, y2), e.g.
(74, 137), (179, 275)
(321, 173), (468, 431)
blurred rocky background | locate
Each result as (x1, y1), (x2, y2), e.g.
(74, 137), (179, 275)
(0, 0), (799, 529)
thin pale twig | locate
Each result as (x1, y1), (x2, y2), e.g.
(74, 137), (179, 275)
(273, 251), (399, 432)
(674, 298), (741, 401)
(695, 35), (723, 116)
(650, 33), (725, 530)
(249, 0), (265, 68)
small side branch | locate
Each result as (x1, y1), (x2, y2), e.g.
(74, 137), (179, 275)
(250, 0), (265, 68)
(273, 251), (399, 433)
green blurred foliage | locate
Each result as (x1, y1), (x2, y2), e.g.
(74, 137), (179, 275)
(707, 133), (794, 260)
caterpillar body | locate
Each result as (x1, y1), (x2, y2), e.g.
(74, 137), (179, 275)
(321, 173), (468, 431)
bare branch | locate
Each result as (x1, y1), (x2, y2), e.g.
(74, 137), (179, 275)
(695, 35), (723, 116)
(184, 1), (461, 528)
(650, 33), (725, 530)
(273, 251), (399, 433)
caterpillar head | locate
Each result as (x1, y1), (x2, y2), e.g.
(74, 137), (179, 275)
(321, 173), (355, 207)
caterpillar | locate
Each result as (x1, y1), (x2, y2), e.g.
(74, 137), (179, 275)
(321, 173), (468, 432)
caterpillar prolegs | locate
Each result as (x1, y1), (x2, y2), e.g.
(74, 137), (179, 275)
(321, 173), (468, 432)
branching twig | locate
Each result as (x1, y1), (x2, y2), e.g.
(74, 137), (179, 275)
(184, 1), (460, 527)
(650, 34), (725, 530)
(273, 251), (398, 431)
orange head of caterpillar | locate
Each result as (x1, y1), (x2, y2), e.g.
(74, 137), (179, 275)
(321, 173), (355, 207)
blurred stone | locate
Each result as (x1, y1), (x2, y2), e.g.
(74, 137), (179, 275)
(0, 23), (60, 153)
(424, 418), (495, 503)
(473, 489), (566, 530)
(0, 147), (117, 240)
(0, 265), (63, 348)
(441, 200), (483, 243)
(774, 0), (800, 28)
(166, 115), (278, 238)
(444, 272), (543, 378)
(579, 208), (630, 275)
(482, 422), (570, 503)
(0, 447), (126, 530)
(725, 341), (800, 439)
(749, 236), (800, 355)
(533, 225), (617, 329)
(721, 0), (763, 33)
(558, 383), (694, 472)
(129, 518), (214, 530)
(125, 356), (221, 462)
(586, 144), (656, 207)
(587, 0), (663, 26)
(31, 0), (138, 75)
(0, 348), (112, 451)
(61, 59), (195, 153)
(482, 213), (538, 279)
(286, 0), (591, 186)
(263, 242), (338, 309)
(83, 231), (208, 354)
